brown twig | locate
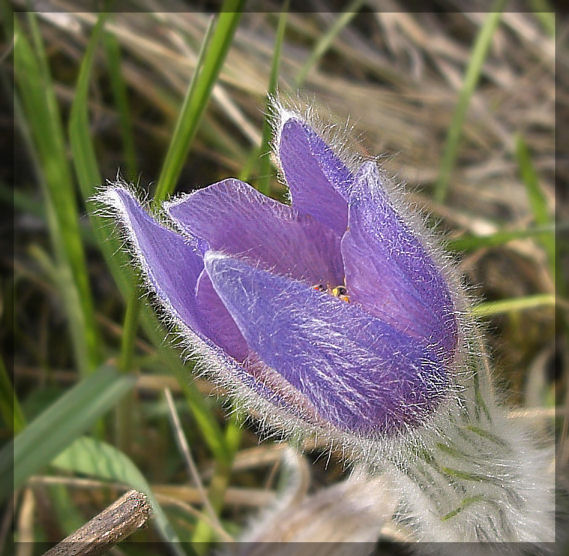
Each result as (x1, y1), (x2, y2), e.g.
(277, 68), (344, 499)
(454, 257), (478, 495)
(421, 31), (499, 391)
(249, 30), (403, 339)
(42, 490), (151, 556)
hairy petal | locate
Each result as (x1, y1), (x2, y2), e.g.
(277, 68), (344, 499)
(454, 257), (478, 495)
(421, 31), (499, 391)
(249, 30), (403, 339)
(195, 270), (249, 361)
(101, 187), (206, 335)
(204, 251), (448, 434)
(341, 162), (457, 357)
(103, 189), (297, 409)
(166, 178), (344, 286)
(278, 117), (350, 235)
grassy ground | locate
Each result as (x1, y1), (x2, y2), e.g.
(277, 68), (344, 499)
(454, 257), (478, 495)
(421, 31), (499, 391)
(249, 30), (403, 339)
(3, 3), (564, 554)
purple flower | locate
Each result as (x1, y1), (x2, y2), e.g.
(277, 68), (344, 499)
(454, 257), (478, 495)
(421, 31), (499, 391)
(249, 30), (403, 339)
(102, 111), (458, 438)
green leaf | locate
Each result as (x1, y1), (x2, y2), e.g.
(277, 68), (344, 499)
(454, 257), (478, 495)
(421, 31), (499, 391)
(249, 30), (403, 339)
(434, 2), (507, 203)
(52, 436), (184, 551)
(1, 365), (134, 501)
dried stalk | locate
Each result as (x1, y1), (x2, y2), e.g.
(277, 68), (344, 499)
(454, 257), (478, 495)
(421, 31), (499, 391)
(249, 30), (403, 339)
(43, 490), (151, 556)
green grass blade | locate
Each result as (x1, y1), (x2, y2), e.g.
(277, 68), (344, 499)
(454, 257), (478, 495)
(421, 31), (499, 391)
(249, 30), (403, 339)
(238, 147), (260, 183)
(434, 2), (507, 203)
(190, 411), (242, 547)
(0, 1), (12, 38)
(1, 365), (134, 500)
(0, 356), (26, 435)
(118, 289), (142, 375)
(529, 0), (555, 36)
(68, 14), (142, 450)
(257, 4), (288, 195)
(67, 13), (141, 307)
(190, 461), (232, 549)
(472, 293), (556, 317)
(52, 437), (184, 550)
(294, 0), (364, 88)
(515, 134), (555, 279)
(68, 12), (145, 374)
(115, 286), (141, 451)
(69, 19), (143, 460)
(515, 135), (552, 227)
(224, 410), (243, 455)
(103, 30), (138, 182)
(446, 224), (556, 252)
(14, 13), (101, 375)
(154, 2), (244, 204)
(69, 14), (107, 197)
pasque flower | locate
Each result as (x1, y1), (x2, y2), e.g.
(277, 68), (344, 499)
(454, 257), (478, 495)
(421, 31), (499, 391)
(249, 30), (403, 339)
(102, 109), (459, 439)
(102, 106), (554, 544)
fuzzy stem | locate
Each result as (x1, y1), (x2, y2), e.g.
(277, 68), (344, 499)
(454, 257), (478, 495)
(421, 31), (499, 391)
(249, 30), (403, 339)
(385, 337), (554, 544)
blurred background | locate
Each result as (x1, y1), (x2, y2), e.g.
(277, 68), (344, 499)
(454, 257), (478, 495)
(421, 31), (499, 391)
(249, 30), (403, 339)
(3, 1), (565, 554)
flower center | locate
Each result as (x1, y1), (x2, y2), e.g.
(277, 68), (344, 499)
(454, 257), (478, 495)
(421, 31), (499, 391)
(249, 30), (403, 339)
(312, 282), (350, 303)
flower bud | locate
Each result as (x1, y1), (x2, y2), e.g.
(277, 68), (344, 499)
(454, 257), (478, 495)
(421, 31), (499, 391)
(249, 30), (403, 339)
(100, 107), (459, 441)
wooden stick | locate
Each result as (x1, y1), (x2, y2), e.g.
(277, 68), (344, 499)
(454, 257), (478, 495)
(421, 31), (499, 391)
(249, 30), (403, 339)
(43, 490), (151, 556)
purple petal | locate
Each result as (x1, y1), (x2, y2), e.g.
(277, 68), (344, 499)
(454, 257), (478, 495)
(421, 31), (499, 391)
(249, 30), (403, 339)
(243, 355), (325, 426)
(195, 270), (249, 361)
(341, 162), (457, 357)
(278, 117), (350, 235)
(204, 252), (448, 435)
(166, 178), (344, 286)
(102, 187), (206, 335)
(102, 188), (332, 422)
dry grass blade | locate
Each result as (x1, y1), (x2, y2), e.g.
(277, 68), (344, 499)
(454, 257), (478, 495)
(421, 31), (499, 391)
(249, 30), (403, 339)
(16, 489), (35, 556)
(27, 475), (276, 510)
(163, 387), (234, 542)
